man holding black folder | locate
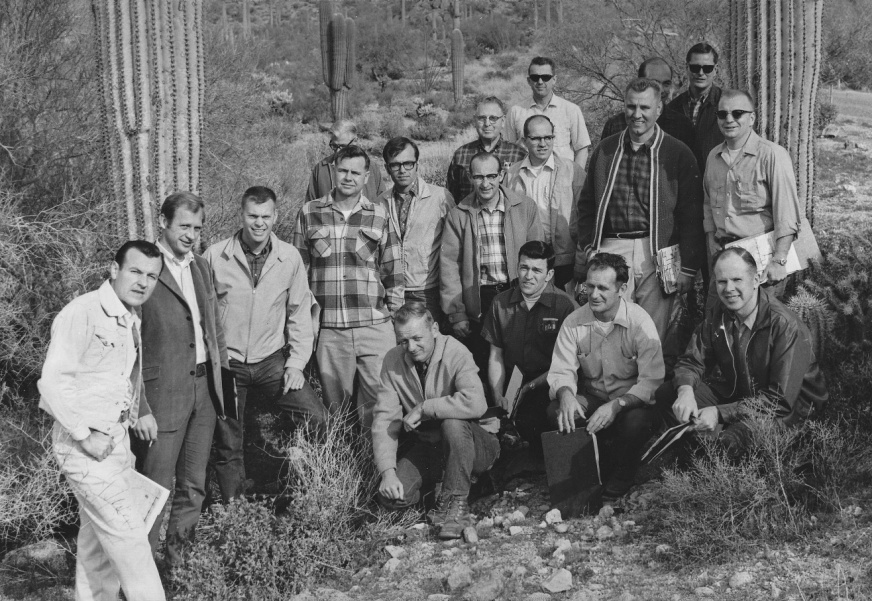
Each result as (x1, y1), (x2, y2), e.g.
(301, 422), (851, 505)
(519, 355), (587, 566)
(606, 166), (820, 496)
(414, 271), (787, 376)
(548, 253), (665, 502)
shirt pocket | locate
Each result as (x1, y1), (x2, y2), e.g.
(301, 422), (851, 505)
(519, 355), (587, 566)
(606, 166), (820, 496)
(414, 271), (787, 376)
(614, 332), (640, 380)
(83, 326), (121, 368)
(735, 174), (768, 213)
(576, 328), (601, 379)
(355, 226), (382, 262)
(307, 226), (332, 259)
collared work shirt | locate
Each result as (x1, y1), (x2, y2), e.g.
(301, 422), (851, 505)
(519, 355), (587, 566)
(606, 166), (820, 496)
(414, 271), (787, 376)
(703, 130), (802, 241)
(517, 155), (555, 243)
(239, 232), (272, 287)
(293, 193), (403, 329)
(446, 136), (528, 202)
(547, 299), (665, 403)
(38, 281), (142, 441)
(481, 283), (578, 379)
(505, 94), (592, 161)
(603, 135), (654, 235)
(477, 194), (509, 285)
(392, 180), (419, 238)
(157, 241), (207, 363)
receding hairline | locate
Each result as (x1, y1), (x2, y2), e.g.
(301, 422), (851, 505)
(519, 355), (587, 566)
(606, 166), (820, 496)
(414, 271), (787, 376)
(469, 153), (501, 173)
(719, 88), (756, 109)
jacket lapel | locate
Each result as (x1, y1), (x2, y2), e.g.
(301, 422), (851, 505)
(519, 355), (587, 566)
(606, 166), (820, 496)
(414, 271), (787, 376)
(158, 262), (187, 306)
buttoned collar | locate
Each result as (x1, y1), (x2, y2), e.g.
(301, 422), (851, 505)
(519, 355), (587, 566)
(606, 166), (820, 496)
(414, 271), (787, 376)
(624, 130), (657, 152)
(318, 192), (374, 212)
(477, 135), (507, 152)
(392, 179), (419, 201)
(715, 129), (762, 160)
(476, 190), (506, 213)
(509, 281), (557, 308)
(577, 297), (630, 328)
(98, 280), (138, 328)
(156, 240), (194, 269)
(519, 153), (555, 174)
(528, 93), (559, 109)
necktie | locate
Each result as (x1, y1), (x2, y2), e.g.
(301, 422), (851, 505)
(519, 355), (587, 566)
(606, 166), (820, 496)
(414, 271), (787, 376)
(414, 361), (427, 391)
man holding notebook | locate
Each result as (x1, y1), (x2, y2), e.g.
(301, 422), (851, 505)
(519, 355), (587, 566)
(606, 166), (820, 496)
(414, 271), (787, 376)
(548, 253), (665, 502)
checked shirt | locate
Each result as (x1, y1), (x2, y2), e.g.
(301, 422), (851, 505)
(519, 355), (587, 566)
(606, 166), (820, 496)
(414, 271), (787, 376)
(293, 194), (403, 329)
(477, 194), (509, 285)
(603, 135), (655, 235)
(446, 136), (527, 203)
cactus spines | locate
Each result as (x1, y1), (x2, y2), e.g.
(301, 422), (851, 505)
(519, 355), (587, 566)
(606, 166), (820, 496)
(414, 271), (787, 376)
(92, 0), (204, 241)
(319, 9), (356, 120)
(319, 1), (333, 85)
(453, 0), (461, 29)
(345, 17), (356, 89)
(451, 28), (465, 105)
(787, 286), (835, 360)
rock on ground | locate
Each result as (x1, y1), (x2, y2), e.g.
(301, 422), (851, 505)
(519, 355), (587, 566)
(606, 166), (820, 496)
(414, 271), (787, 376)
(729, 571), (754, 588)
(464, 570), (504, 601)
(463, 526), (479, 543)
(525, 593), (552, 601)
(448, 564), (474, 591)
(541, 568), (573, 593)
(2, 540), (70, 575)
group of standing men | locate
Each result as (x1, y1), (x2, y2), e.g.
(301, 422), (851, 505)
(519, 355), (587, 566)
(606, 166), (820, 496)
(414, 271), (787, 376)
(39, 43), (827, 601)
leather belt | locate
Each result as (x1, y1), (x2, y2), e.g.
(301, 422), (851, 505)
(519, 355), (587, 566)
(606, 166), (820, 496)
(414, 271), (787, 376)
(603, 230), (649, 240)
(195, 363), (207, 377)
(480, 282), (510, 293)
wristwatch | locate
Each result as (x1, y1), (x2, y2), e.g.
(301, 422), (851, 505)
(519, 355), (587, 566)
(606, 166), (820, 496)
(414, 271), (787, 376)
(774, 257), (788, 266)
(616, 397), (627, 411)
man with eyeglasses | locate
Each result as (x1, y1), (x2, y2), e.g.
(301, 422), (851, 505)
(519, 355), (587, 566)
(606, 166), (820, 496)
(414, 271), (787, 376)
(506, 115), (583, 290)
(703, 89), (802, 300)
(305, 119), (385, 203)
(666, 43), (725, 172)
(505, 57), (591, 169)
(378, 137), (454, 326)
(447, 97), (527, 203)
(601, 57), (696, 155)
(441, 151), (543, 378)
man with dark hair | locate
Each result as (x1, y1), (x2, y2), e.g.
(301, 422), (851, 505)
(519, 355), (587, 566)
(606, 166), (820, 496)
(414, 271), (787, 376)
(575, 78), (704, 357)
(294, 145), (403, 428)
(134, 192), (231, 565)
(204, 186), (325, 501)
(655, 248), (828, 457)
(549, 252), (664, 502)
(505, 56), (592, 168)
(482, 241), (577, 455)
(40, 241), (165, 601)
(306, 119), (385, 202)
(446, 96), (527, 202)
(379, 137), (454, 325)
(703, 89), (802, 300)
(667, 43), (725, 171)
(441, 151), (543, 376)
(372, 302), (499, 540)
(601, 58), (696, 153)
(506, 114), (583, 289)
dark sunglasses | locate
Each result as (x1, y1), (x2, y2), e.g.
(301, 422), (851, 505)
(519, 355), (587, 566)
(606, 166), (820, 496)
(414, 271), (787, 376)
(687, 64), (715, 74)
(716, 109), (753, 120)
(528, 74), (553, 83)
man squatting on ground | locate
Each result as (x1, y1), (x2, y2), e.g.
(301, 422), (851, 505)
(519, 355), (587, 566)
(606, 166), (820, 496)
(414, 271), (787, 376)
(482, 241), (578, 456)
(655, 247), (828, 457)
(39, 241), (166, 601)
(204, 186), (325, 502)
(373, 302), (501, 540)
(548, 253), (664, 503)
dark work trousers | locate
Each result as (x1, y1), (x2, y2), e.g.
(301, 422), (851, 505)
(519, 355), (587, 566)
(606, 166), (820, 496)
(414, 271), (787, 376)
(547, 394), (656, 497)
(513, 385), (553, 457)
(654, 379), (754, 459)
(460, 284), (503, 402)
(377, 419), (500, 510)
(213, 349), (327, 502)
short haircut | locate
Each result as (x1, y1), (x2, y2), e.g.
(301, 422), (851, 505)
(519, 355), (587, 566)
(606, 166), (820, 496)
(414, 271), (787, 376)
(638, 56), (672, 78)
(686, 42), (719, 64)
(719, 88), (756, 108)
(586, 253), (630, 285)
(114, 240), (163, 269)
(394, 301), (434, 326)
(523, 114), (554, 138)
(529, 56), (556, 73)
(712, 246), (758, 275)
(382, 136), (419, 164)
(625, 77), (662, 99)
(161, 191), (204, 223)
(334, 144), (370, 170)
(330, 119), (357, 137)
(469, 151), (502, 173)
(241, 186), (276, 207)
(518, 240), (556, 270)
(476, 96), (507, 114)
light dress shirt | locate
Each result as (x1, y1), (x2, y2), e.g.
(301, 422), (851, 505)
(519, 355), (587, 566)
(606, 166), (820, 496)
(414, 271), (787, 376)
(157, 241), (207, 363)
(517, 155), (555, 243)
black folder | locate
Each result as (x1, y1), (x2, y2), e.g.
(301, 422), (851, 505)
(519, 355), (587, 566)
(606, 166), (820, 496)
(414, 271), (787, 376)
(541, 429), (602, 518)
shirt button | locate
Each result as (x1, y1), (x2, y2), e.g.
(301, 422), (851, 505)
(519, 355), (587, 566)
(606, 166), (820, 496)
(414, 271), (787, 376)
(189, 343), (195, 348)
(190, 370), (195, 376)
(186, 316), (192, 321)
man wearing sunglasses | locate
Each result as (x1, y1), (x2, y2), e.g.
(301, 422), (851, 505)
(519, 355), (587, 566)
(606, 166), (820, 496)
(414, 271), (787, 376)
(305, 119), (385, 203)
(505, 115), (584, 290)
(446, 96), (527, 203)
(505, 57), (591, 169)
(703, 89), (802, 299)
(666, 43), (725, 172)
(378, 137), (454, 326)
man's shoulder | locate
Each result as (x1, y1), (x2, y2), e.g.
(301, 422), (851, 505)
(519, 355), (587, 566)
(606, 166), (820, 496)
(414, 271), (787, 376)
(58, 288), (103, 318)
(203, 235), (235, 260)
(549, 286), (578, 312)
(382, 344), (408, 372)
(452, 139), (480, 158)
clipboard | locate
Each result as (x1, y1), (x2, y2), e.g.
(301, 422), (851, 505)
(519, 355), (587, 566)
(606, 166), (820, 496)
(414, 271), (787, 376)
(541, 428), (603, 518)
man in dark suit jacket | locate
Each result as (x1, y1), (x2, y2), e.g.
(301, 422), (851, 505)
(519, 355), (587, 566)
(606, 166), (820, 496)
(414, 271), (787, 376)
(132, 192), (231, 566)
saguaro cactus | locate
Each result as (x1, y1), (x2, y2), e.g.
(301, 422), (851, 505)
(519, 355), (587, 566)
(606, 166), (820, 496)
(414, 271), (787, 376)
(451, 28), (465, 105)
(92, 0), (205, 241)
(726, 0), (823, 223)
(319, 9), (356, 121)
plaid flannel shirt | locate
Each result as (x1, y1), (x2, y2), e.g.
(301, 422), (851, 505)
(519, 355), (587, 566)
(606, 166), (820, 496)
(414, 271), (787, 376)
(603, 135), (655, 235)
(446, 137), (527, 203)
(293, 194), (403, 329)
(477, 194), (509, 285)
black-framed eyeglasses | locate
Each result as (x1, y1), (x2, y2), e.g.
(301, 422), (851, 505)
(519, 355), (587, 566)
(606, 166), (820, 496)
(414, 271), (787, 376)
(475, 115), (503, 124)
(716, 109), (753, 120)
(687, 64), (715, 74)
(329, 137), (357, 152)
(471, 173), (500, 183)
(387, 161), (417, 172)
(528, 74), (553, 83)
(527, 135), (555, 143)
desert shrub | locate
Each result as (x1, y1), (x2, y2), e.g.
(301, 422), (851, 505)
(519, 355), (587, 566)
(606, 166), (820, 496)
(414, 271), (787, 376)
(484, 69), (513, 80)
(381, 115), (409, 140)
(816, 100), (839, 134)
(461, 15), (522, 59)
(494, 53), (518, 71)
(355, 112), (385, 140)
(357, 16), (421, 81)
(410, 116), (448, 142)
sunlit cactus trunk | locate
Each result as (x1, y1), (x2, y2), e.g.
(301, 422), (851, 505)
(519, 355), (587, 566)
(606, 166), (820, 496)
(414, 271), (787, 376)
(451, 29), (465, 105)
(319, 4), (356, 121)
(728, 0), (822, 223)
(92, 0), (205, 241)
